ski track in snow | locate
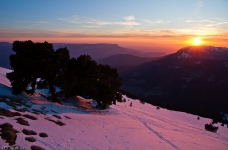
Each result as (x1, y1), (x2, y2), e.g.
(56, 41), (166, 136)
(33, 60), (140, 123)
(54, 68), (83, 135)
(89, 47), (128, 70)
(142, 121), (180, 150)
(118, 106), (180, 149)
(115, 98), (228, 150)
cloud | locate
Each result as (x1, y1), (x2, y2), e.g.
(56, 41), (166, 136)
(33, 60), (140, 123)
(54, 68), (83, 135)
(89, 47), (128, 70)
(1, 16), (228, 41)
(59, 17), (113, 26)
(82, 26), (102, 28)
(185, 18), (228, 28)
(115, 21), (139, 27)
(205, 21), (228, 27)
(123, 15), (135, 21)
(155, 20), (164, 23)
(142, 19), (166, 24)
(1, 26), (228, 41)
(177, 18), (185, 20)
(59, 16), (139, 28)
(185, 19), (213, 23)
(89, 20), (111, 25)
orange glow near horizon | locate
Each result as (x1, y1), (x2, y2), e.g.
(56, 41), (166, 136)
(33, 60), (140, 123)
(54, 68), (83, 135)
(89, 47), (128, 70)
(185, 37), (205, 47)
(1, 36), (228, 54)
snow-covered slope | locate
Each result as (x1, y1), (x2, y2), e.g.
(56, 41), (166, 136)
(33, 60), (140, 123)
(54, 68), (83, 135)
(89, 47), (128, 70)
(0, 67), (11, 87)
(0, 67), (18, 98)
(0, 67), (228, 150)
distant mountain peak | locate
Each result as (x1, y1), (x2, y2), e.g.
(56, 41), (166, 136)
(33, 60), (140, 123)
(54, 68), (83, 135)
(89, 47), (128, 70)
(179, 45), (228, 52)
(121, 45), (228, 121)
(177, 46), (228, 61)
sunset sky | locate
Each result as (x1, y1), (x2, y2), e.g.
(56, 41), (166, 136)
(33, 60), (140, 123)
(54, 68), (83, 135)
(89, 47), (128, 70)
(0, 0), (228, 53)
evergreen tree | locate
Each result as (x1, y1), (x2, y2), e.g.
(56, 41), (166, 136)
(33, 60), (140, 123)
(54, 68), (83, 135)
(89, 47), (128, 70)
(7, 40), (122, 108)
(92, 80), (115, 109)
(6, 71), (31, 94)
(61, 56), (122, 109)
(40, 47), (70, 103)
(98, 64), (122, 104)
(7, 40), (38, 94)
(7, 40), (70, 103)
(61, 55), (100, 97)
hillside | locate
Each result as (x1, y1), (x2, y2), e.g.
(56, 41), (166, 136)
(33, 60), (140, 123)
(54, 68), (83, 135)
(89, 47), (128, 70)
(0, 67), (227, 149)
(121, 46), (228, 121)
(53, 43), (165, 60)
(53, 43), (138, 60)
(97, 54), (160, 74)
(0, 42), (165, 69)
(97, 54), (159, 66)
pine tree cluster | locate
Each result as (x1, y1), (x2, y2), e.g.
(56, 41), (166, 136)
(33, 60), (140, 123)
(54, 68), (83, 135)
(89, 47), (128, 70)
(7, 40), (122, 109)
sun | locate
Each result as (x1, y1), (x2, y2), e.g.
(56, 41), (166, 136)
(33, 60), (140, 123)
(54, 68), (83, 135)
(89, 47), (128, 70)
(193, 38), (201, 45)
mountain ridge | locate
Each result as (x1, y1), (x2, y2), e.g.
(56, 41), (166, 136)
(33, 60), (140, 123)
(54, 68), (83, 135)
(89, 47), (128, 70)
(97, 54), (160, 66)
(121, 45), (228, 121)
(0, 42), (165, 69)
(177, 46), (228, 60)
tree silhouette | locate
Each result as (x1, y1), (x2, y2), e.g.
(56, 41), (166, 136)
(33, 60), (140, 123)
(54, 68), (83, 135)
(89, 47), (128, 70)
(7, 40), (70, 103)
(98, 64), (122, 105)
(61, 55), (100, 98)
(7, 40), (122, 108)
(61, 55), (122, 109)
(92, 80), (115, 109)
(40, 47), (70, 103)
(7, 40), (39, 94)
